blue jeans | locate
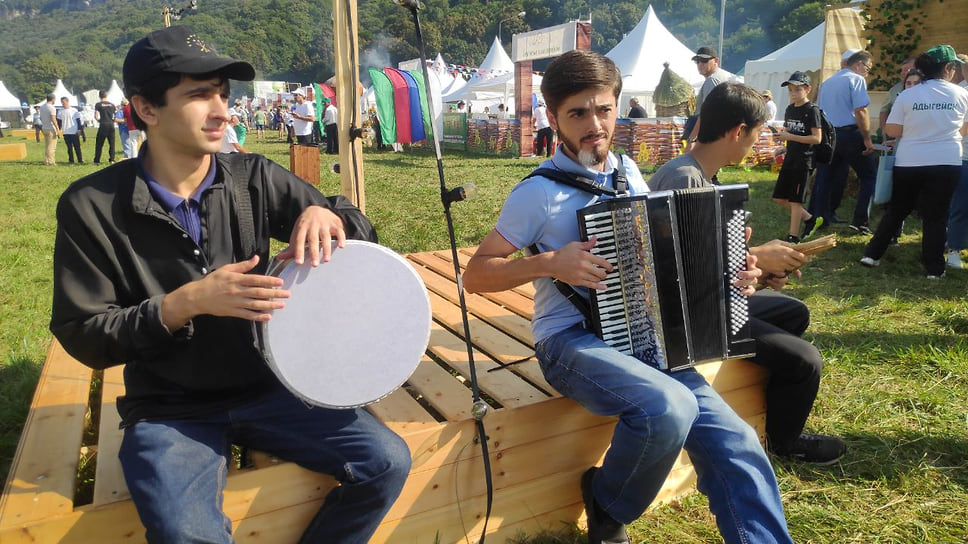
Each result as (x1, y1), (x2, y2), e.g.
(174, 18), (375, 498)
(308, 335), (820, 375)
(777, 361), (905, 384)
(947, 160), (968, 251)
(809, 127), (876, 226)
(119, 386), (411, 544)
(535, 324), (792, 544)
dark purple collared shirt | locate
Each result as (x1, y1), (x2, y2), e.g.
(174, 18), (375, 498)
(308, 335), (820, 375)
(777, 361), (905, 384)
(141, 156), (217, 245)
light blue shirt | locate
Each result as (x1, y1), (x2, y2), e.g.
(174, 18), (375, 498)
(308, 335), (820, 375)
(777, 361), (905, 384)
(495, 147), (649, 342)
(817, 68), (870, 128)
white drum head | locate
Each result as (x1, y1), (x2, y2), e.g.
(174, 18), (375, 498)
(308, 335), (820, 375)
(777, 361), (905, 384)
(263, 240), (431, 408)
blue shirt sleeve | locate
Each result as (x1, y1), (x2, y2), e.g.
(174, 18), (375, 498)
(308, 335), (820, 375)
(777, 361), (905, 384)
(495, 180), (549, 251)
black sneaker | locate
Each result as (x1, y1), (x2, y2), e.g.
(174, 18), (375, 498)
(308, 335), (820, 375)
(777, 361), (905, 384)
(772, 433), (847, 465)
(848, 224), (873, 235)
(829, 214), (846, 224)
(802, 216), (825, 240)
(581, 468), (630, 544)
(786, 234), (801, 244)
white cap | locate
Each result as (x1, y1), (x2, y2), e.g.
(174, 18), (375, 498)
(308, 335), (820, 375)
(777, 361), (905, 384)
(293, 88), (306, 97)
(842, 49), (861, 61)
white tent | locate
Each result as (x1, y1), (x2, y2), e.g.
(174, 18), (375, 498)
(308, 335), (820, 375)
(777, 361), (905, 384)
(83, 80), (126, 107)
(606, 5), (738, 116)
(478, 36), (514, 74)
(440, 75), (466, 101)
(106, 80), (125, 106)
(52, 79), (78, 107)
(744, 22), (825, 115)
(430, 53), (455, 91)
(82, 89), (99, 106)
(443, 37), (522, 112)
(0, 81), (21, 110)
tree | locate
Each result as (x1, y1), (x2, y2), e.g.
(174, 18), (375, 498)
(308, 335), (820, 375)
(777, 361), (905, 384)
(17, 53), (68, 103)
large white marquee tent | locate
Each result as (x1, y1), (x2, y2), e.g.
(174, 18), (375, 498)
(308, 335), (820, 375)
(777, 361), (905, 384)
(441, 37), (543, 114)
(0, 81), (21, 110)
(606, 5), (738, 117)
(743, 22), (825, 115)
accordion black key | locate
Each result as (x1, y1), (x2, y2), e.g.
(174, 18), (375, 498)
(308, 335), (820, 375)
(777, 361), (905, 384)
(577, 184), (755, 371)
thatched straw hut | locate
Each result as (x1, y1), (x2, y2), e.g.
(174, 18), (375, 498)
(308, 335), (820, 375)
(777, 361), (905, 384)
(653, 62), (695, 117)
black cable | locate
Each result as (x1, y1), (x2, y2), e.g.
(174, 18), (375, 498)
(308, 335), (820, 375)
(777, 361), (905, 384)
(396, 1), (493, 542)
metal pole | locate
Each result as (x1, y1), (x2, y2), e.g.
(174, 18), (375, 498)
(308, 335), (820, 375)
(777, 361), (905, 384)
(718, 0), (725, 65)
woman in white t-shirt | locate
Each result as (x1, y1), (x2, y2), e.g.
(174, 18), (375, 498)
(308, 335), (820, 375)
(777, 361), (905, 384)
(861, 45), (968, 278)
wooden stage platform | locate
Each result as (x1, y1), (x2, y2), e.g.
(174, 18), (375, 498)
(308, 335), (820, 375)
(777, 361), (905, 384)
(0, 248), (768, 543)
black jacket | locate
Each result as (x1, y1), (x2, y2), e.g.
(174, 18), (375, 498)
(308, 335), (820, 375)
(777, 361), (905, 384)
(51, 152), (331, 425)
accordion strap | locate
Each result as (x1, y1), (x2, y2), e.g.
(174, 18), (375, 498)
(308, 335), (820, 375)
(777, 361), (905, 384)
(527, 244), (592, 321)
(520, 156), (630, 321)
(523, 154), (629, 197)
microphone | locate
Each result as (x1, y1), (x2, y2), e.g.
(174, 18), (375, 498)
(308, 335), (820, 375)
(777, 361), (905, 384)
(442, 183), (477, 205)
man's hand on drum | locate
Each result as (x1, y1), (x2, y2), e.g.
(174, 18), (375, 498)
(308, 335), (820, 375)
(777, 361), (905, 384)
(549, 237), (613, 290)
(161, 255), (290, 330)
(277, 205), (346, 266)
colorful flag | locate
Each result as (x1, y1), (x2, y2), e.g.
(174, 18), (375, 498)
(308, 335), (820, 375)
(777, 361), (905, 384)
(368, 68), (397, 145)
(383, 67), (412, 144)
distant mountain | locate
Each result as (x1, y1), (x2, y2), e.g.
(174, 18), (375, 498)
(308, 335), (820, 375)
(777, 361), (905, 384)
(0, 0), (824, 104)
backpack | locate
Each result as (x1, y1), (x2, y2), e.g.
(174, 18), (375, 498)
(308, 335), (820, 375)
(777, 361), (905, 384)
(811, 105), (837, 164)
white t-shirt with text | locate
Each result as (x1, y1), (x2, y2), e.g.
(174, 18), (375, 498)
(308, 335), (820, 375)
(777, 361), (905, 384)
(887, 79), (968, 167)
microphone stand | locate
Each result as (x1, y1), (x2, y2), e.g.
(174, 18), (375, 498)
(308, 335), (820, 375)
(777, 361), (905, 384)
(394, 1), (493, 542)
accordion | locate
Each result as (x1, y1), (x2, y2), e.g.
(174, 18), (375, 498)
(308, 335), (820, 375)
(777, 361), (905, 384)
(577, 184), (755, 371)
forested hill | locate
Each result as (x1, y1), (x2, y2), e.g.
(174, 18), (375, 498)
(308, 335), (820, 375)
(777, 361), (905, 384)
(0, 0), (825, 103)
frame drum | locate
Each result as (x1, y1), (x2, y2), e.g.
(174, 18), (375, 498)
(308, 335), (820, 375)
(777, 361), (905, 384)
(262, 241), (431, 408)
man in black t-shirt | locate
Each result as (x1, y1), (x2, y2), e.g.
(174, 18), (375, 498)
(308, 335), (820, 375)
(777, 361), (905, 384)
(93, 90), (117, 164)
(773, 71), (823, 242)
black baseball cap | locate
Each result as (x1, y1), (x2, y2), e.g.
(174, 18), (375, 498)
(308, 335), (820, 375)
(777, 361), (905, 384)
(691, 46), (718, 61)
(123, 26), (255, 95)
(781, 71), (811, 87)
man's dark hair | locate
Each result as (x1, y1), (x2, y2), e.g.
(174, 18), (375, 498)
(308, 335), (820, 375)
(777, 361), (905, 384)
(540, 50), (622, 115)
(99, 90), (107, 99)
(696, 82), (768, 144)
(915, 52), (950, 81)
(127, 71), (225, 130)
(846, 50), (872, 68)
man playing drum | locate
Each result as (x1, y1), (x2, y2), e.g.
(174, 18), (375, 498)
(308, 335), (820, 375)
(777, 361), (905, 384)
(49, 26), (410, 543)
(462, 50), (794, 544)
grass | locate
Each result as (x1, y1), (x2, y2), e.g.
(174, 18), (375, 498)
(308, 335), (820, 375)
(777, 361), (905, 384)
(1, 132), (966, 542)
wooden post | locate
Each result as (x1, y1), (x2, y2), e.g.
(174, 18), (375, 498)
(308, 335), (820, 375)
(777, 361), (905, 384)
(332, 0), (366, 212)
(515, 61), (533, 158)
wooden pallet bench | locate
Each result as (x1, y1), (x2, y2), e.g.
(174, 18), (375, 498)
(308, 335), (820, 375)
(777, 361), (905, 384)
(0, 248), (768, 543)
(0, 142), (27, 160)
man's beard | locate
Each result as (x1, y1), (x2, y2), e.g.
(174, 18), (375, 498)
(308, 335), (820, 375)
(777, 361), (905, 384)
(563, 132), (611, 167)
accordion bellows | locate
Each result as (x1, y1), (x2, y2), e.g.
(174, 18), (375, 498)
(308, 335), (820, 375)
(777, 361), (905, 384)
(578, 185), (756, 371)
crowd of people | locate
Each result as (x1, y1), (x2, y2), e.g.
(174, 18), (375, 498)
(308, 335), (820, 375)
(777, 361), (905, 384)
(763, 46), (968, 278)
(28, 84), (344, 164)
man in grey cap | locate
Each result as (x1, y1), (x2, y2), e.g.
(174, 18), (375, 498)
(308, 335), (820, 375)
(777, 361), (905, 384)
(686, 46), (731, 150)
(49, 25), (410, 543)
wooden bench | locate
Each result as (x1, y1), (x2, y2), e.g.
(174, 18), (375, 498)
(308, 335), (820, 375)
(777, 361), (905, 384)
(0, 248), (768, 543)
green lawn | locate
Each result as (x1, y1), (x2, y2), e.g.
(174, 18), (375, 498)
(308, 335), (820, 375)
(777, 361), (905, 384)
(1, 133), (966, 543)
